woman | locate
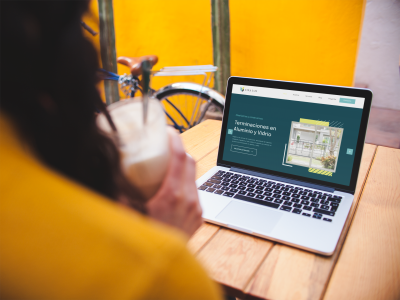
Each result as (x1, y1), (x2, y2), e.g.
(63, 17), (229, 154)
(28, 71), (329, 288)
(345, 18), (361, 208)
(0, 1), (222, 299)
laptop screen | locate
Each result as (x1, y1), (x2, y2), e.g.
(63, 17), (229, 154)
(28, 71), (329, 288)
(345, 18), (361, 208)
(219, 79), (371, 191)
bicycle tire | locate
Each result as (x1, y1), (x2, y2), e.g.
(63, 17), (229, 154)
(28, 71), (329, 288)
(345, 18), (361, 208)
(154, 82), (225, 132)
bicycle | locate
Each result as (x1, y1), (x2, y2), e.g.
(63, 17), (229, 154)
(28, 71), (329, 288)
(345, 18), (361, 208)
(97, 55), (225, 133)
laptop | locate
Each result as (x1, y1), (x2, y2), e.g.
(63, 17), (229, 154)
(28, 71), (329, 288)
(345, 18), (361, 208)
(196, 76), (372, 255)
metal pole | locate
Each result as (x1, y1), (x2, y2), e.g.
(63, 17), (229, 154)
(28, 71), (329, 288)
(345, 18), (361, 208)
(211, 0), (231, 95)
(98, 0), (119, 104)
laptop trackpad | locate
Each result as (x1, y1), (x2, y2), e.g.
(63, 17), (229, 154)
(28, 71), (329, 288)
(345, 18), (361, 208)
(216, 201), (283, 234)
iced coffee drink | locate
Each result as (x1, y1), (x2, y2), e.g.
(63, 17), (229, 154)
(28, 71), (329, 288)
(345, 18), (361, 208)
(97, 98), (169, 199)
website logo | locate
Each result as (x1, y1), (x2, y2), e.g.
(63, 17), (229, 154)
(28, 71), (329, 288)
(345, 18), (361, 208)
(240, 87), (258, 93)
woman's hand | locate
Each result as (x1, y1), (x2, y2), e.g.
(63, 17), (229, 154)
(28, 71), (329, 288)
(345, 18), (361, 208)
(146, 127), (203, 237)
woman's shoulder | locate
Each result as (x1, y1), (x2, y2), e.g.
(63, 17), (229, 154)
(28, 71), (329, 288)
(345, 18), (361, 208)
(0, 114), (221, 299)
(0, 113), (187, 259)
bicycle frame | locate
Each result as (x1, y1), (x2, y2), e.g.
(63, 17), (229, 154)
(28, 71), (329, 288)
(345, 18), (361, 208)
(97, 65), (222, 133)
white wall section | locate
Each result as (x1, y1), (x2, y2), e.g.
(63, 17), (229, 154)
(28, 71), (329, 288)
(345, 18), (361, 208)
(354, 0), (400, 110)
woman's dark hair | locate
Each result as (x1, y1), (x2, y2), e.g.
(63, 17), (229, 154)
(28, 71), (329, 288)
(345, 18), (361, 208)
(1, 1), (146, 212)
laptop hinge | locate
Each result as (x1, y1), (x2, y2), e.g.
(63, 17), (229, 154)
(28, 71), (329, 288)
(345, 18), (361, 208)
(230, 167), (335, 193)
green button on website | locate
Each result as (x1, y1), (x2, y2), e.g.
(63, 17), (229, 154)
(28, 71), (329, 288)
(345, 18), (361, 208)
(339, 98), (356, 104)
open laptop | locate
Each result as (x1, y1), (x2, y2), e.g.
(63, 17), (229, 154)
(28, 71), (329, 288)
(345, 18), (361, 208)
(196, 77), (372, 255)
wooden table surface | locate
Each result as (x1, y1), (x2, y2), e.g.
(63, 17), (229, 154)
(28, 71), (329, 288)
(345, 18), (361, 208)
(181, 120), (400, 300)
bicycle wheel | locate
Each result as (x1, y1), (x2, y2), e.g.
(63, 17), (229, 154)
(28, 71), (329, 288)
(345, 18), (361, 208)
(154, 82), (225, 132)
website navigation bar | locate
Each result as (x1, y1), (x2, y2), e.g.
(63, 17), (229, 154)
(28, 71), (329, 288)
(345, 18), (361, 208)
(232, 84), (365, 109)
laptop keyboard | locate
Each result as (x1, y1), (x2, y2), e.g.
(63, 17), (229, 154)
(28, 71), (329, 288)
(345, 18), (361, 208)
(198, 170), (342, 222)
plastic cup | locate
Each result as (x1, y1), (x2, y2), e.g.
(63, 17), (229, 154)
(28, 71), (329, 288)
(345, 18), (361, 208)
(97, 98), (169, 199)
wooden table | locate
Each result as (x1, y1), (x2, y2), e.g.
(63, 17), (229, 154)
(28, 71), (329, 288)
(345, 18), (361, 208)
(181, 120), (400, 300)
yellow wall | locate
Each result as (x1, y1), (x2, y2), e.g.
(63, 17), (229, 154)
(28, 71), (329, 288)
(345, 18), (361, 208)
(230, 0), (365, 86)
(85, 0), (365, 91)
(113, 0), (214, 91)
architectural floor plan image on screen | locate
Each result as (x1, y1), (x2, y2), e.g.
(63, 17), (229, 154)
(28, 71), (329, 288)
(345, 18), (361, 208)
(286, 121), (344, 173)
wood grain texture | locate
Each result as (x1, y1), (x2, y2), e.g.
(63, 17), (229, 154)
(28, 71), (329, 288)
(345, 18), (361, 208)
(197, 228), (274, 298)
(195, 148), (219, 180)
(365, 107), (400, 149)
(324, 146), (400, 300)
(188, 223), (220, 254)
(211, 0), (231, 95)
(188, 147), (221, 258)
(184, 121), (222, 263)
(181, 120), (222, 162)
(245, 244), (330, 300)
(183, 121), (382, 300)
(244, 144), (377, 300)
(98, 0), (119, 104)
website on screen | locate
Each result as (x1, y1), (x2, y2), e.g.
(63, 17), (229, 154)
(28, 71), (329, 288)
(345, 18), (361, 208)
(222, 84), (365, 186)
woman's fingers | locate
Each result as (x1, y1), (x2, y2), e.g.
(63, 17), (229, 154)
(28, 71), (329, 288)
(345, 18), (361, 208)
(153, 128), (185, 201)
(166, 127), (187, 189)
(181, 153), (203, 236)
(182, 200), (203, 236)
(146, 127), (203, 236)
